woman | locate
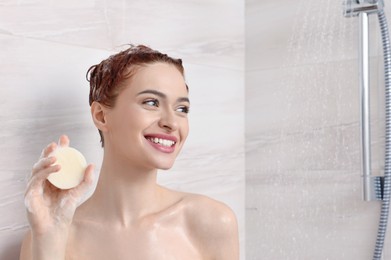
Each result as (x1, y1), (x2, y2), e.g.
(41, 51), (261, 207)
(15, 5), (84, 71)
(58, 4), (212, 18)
(20, 45), (239, 260)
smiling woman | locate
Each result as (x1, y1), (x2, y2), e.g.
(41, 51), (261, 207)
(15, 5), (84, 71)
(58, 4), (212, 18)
(19, 45), (239, 260)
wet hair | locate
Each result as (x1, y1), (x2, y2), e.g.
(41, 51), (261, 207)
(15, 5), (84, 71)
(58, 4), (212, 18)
(86, 44), (186, 147)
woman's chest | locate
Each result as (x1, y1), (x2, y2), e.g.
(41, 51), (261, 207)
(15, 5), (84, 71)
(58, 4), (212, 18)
(66, 220), (205, 260)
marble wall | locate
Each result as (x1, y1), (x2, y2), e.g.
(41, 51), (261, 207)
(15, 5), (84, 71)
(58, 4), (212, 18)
(0, 1), (245, 259)
(246, 0), (391, 259)
(6, 0), (391, 259)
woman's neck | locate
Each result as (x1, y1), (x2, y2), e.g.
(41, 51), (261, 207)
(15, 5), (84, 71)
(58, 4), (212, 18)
(81, 151), (163, 227)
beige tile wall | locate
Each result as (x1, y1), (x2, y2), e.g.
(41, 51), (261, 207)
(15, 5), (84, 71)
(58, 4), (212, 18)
(4, 0), (391, 259)
(0, 1), (245, 259)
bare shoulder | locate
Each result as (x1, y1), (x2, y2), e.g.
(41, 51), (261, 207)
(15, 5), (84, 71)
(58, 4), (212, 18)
(181, 193), (237, 231)
(19, 230), (32, 260)
(179, 192), (240, 259)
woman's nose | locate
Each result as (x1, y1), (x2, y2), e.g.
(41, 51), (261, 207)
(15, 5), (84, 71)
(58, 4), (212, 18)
(158, 109), (178, 132)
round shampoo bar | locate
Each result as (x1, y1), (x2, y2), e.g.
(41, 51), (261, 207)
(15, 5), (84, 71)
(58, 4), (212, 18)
(47, 147), (87, 189)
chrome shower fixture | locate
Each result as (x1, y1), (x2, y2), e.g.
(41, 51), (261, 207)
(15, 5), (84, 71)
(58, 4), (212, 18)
(343, 1), (391, 259)
(343, 0), (384, 17)
(344, 0), (385, 202)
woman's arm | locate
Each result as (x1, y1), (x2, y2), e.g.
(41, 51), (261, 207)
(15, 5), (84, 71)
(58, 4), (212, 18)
(20, 229), (71, 260)
(20, 136), (94, 260)
(20, 231), (32, 260)
(20, 230), (72, 260)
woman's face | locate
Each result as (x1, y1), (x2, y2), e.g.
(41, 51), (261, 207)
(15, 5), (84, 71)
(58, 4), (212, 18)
(104, 62), (190, 171)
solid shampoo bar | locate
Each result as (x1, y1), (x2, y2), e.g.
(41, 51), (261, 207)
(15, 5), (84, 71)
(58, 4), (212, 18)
(47, 147), (87, 189)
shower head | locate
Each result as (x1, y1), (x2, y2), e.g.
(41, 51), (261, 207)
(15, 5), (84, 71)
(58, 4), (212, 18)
(343, 0), (384, 17)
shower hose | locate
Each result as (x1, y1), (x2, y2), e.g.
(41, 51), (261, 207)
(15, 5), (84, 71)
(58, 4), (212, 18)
(373, 10), (391, 260)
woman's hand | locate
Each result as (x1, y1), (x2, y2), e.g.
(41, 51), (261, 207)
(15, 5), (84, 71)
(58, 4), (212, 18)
(24, 135), (94, 236)
(21, 135), (94, 260)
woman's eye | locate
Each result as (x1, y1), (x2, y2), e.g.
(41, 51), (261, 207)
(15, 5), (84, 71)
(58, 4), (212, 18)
(143, 99), (159, 107)
(176, 106), (190, 114)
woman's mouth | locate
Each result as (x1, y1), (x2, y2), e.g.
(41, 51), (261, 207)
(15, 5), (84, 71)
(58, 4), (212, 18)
(146, 137), (176, 147)
(144, 134), (177, 153)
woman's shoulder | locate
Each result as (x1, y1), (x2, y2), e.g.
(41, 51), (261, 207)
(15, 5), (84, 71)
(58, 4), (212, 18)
(174, 191), (238, 239)
(181, 192), (236, 219)
(174, 191), (239, 258)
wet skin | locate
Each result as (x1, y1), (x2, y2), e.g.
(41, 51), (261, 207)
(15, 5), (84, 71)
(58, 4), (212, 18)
(20, 63), (239, 260)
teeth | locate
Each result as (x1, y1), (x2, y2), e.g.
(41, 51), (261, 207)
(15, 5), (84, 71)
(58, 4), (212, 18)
(147, 137), (175, 147)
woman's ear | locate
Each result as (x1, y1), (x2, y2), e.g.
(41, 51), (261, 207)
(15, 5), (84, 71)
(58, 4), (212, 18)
(91, 101), (109, 132)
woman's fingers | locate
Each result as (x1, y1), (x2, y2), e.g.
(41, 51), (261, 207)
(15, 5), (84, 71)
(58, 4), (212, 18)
(56, 164), (95, 210)
(28, 140), (61, 198)
(58, 135), (70, 148)
(28, 164), (61, 191)
(39, 142), (57, 160)
(75, 164), (95, 193)
(32, 157), (56, 175)
(39, 135), (69, 160)
(34, 135), (69, 176)
(71, 164), (95, 202)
